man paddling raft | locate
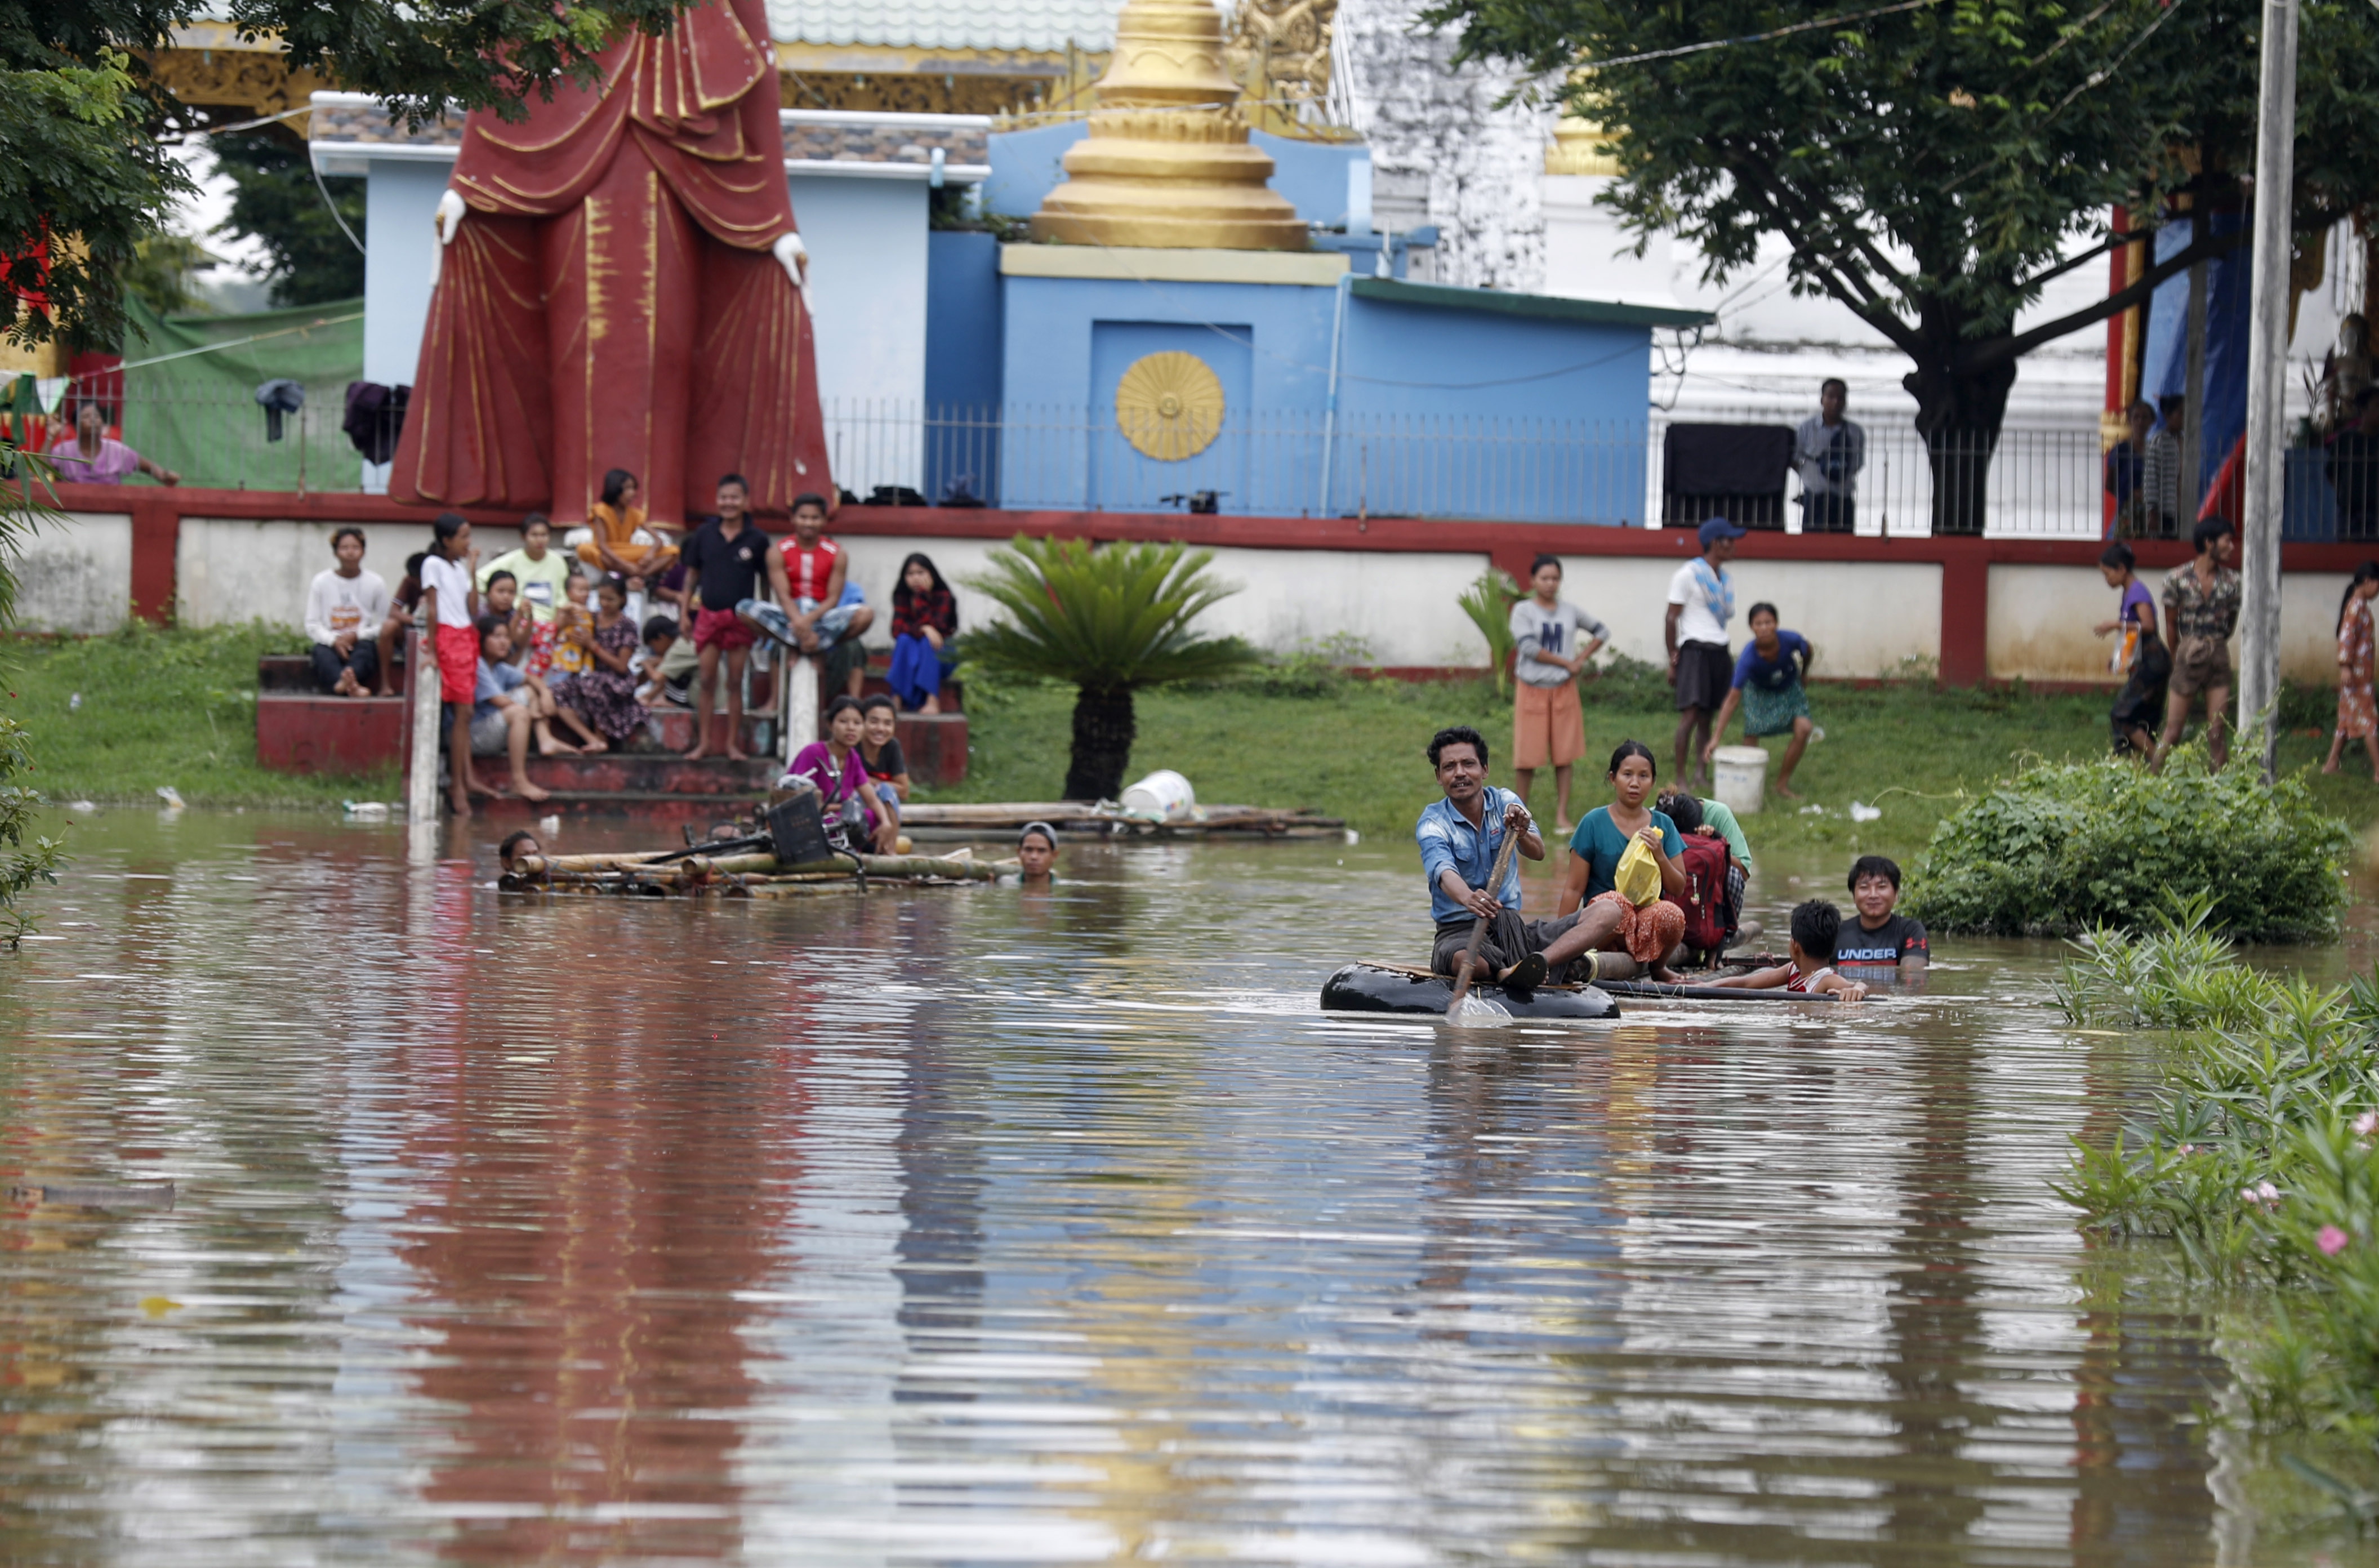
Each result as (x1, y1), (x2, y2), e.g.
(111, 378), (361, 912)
(1416, 725), (1628, 994)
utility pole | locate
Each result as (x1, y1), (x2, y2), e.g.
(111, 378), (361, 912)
(2238, 0), (2299, 779)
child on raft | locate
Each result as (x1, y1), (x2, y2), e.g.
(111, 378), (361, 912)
(1705, 899), (1869, 1001)
(1701, 603), (1816, 799)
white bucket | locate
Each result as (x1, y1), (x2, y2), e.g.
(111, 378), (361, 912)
(1711, 745), (1770, 816)
(1120, 768), (1196, 820)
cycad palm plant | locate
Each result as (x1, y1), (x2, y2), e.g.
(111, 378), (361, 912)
(965, 536), (1257, 801)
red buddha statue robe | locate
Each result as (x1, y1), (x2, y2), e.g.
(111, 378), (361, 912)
(390, 0), (830, 523)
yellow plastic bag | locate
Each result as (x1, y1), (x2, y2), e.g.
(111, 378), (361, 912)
(1612, 834), (1663, 908)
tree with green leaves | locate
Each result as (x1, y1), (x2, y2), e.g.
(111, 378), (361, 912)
(0, 442), (67, 946)
(1422, 0), (2379, 530)
(2, 0), (701, 351)
(965, 537), (1259, 801)
(208, 131), (365, 307)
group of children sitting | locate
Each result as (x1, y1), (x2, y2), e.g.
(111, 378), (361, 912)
(1700, 853), (1929, 1002)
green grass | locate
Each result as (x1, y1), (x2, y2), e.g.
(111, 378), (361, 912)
(0, 622), (397, 808)
(925, 664), (2379, 862)
(7, 625), (2379, 858)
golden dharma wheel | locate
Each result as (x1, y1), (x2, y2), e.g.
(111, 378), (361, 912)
(1115, 351), (1225, 461)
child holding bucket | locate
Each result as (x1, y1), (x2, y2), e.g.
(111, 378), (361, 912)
(1701, 603), (1815, 800)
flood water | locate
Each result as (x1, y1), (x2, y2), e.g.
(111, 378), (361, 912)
(0, 810), (2349, 1564)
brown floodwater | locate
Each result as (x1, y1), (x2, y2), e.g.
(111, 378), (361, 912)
(0, 809), (2356, 1564)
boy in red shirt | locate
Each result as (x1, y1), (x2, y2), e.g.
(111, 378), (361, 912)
(739, 492), (875, 696)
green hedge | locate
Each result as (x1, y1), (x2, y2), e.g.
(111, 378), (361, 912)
(1905, 751), (2354, 942)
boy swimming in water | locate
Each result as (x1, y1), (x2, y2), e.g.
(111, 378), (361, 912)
(1705, 899), (1869, 1001)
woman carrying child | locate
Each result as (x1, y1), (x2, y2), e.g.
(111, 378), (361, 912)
(2095, 541), (2168, 757)
(783, 696), (901, 854)
(1556, 740), (1687, 972)
(888, 553), (959, 713)
(1703, 602), (1816, 798)
(2324, 560), (2379, 779)
(554, 576), (647, 749)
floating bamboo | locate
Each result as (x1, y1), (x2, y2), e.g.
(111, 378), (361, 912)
(501, 848), (1021, 898)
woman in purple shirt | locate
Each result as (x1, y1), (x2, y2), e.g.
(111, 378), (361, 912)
(46, 398), (179, 485)
(783, 696), (899, 854)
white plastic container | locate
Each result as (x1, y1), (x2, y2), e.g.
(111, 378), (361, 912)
(1711, 745), (1770, 816)
(1120, 768), (1196, 819)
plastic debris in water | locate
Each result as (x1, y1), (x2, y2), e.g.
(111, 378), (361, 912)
(155, 786), (186, 810)
(1848, 801), (1882, 822)
(1446, 992), (1513, 1027)
(65, 800), (96, 813)
(538, 813), (562, 836)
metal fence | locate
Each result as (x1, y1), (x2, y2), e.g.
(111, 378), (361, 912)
(37, 380), (2379, 541)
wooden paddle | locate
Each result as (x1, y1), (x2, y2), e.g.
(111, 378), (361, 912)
(1445, 805), (1528, 1018)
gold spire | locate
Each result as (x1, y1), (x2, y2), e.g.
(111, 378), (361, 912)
(1029, 0), (1307, 251)
(1543, 74), (1623, 177)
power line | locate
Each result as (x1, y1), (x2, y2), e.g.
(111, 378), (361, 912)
(1583, 0), (1944, 71)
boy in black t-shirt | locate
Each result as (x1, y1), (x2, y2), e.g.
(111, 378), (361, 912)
(1837, 854), (1928, 980)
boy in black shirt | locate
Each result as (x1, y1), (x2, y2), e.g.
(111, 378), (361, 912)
(1837, 854), (1928, 980)
(678, 474), (772, 760)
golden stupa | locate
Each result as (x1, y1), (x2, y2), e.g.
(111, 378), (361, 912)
(1029, 0), (1308, 251)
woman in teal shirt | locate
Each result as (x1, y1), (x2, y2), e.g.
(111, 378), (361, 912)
(1559, 740), (1687, 911)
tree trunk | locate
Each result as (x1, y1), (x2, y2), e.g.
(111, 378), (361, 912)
(1903, 302), (2019, 536)
(1063, 683), (1138, 801)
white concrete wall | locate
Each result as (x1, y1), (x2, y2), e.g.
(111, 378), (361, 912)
(1989, 562), (2353, 686)
(790, 175), (930, 496)
(1556, 555), (1942, 678)
(174, 518), (527, 628)
(362, 159), (449, 389)
(837, 538), (1495, 667)
(15, 512), (132, 633)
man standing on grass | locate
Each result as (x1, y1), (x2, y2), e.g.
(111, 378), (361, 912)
(1416, 725), (1620, 994)
(678, 474), (773, 762)
(305, 527), (390, 697)
(1666, 518), (1743, 792)
(2153, 516), (2242, 772)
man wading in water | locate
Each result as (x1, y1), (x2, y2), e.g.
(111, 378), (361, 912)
(1416, 725), (1623, 994)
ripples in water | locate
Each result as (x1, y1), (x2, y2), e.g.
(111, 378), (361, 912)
(0, 812), (2258, 1563)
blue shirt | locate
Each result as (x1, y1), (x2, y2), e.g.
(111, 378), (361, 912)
(1732, 631), (1812, 692)
(1416, 787), (1525, 924)
(474, 657), (525, 720)
(1567, 806), (1682, 902)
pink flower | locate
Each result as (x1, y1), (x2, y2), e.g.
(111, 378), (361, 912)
(2176, 1144), (2198, 1156)
(2319, 1225), (2351, 1255)
(2356, 1111), (2379, 1139)
(2258, 1181), (2280, 1202)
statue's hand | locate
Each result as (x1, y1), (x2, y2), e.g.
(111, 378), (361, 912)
(430, 190), (467, 286)
(773, 232), (809, 297)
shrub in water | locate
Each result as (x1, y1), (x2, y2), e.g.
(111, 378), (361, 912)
(1905, 750), (2352, 942)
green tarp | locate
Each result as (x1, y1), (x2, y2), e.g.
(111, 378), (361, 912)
(115, 295), (366, 491)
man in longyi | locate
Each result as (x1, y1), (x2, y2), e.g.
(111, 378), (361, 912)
(390, 0), (831, 524)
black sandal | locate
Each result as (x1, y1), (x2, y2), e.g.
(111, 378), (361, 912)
(1500, 952), (1548, 996)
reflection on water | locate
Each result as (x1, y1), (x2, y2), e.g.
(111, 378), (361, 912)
(0, 811), (2279, 1563)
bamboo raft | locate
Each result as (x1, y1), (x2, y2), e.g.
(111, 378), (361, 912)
(897, 801), (1348, 841)
(501, 848), (1021, 898)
